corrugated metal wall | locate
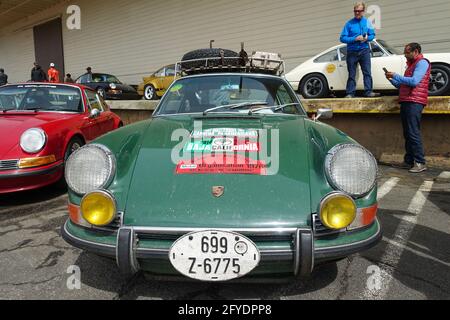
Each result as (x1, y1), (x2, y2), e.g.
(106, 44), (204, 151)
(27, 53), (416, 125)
(0, 29), (35, 83)
(1, 0), (450, 84)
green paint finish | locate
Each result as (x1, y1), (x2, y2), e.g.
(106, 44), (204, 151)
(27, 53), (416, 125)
(315, 220), (380, 248)
(123, 115), (313, 228)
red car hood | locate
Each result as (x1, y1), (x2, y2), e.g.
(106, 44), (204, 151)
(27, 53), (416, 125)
(0, 113), (73, 158)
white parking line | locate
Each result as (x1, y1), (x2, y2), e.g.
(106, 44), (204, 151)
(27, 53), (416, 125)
(378, 177), (401, 200)
(364, 180), (434, 299)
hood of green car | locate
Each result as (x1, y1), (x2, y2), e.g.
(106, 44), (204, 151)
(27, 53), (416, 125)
(123, 114), (313, 229)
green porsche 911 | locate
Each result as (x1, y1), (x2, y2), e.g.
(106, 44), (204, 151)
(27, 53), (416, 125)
(62, 48), (381, 282)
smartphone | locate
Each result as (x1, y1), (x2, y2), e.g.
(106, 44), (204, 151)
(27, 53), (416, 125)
(383, 67), (389, 73)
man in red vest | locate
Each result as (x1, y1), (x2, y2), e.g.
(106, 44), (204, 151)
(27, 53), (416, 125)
(48, 63), (60, 83)
(385, 43), (430, 173)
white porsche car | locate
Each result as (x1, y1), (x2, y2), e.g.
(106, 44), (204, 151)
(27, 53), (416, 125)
(286, 39), (450, 98)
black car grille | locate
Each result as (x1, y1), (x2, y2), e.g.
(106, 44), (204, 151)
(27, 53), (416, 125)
(138, 233), (293, 243)
(0, 159), (19, 171)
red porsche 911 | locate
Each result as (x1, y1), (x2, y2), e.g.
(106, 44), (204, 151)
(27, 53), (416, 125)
(0, 83), (123, 193)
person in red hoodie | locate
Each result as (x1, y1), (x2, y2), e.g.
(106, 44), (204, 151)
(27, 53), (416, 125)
(48, 63), (60, 83)
(385, 43), (431, 173)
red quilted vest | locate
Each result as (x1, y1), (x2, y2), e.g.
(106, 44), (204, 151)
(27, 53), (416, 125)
(399, 54), (431, 106)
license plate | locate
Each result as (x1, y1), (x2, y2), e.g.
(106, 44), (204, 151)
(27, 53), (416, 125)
(169, 230), (260, 282)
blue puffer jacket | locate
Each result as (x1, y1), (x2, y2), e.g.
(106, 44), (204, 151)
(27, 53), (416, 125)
(340, 17), (376, 52)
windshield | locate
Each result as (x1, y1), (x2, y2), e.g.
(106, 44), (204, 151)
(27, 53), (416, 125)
(91, 74), (121, 84)
(378, 40), (401, 55)
(156, 75), (305, 116)
(0, 85), (83, 112)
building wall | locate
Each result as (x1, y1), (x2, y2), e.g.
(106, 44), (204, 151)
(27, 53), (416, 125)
(0, 29), (36, 83)
(1, 0), (450, 84)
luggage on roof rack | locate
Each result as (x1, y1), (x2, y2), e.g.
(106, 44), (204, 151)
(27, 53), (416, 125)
(175, 48), (285, 77)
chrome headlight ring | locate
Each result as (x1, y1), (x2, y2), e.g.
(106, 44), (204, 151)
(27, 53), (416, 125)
(65, 144), (116, 195)
(325, 144), (378, 198)
(20, 128), (47, 154)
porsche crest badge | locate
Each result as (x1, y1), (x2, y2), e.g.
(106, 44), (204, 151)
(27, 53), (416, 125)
(212, 186), (225, 198)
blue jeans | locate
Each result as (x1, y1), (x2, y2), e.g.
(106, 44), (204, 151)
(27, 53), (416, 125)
(400, 102), (426, 165)
(346, 48), (373, 96)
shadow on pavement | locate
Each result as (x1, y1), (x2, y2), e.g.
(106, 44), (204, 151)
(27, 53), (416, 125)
(362, 209), (450, 299)
(0, 183), (67, 208)
(73, 252), (339, 300)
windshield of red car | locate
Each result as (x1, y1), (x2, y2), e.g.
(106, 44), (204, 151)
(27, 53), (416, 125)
(155, 75), (305, 116)
(0, 85), (83, 112)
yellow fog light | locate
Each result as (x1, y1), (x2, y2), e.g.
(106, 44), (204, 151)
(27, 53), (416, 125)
(319, 193), (357, 230)
(19, 155), (56, 169)
(81, 191), (117, 226)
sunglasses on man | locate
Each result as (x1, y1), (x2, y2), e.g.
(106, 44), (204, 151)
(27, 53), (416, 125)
(354, 10), (365, 13)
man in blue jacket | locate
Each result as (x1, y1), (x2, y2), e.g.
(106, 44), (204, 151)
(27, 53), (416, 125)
(340, 2), (379, 98)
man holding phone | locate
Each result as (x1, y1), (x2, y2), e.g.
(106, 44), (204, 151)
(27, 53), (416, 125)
(385, 43), (431, 173)
(340, 2), (379, 98)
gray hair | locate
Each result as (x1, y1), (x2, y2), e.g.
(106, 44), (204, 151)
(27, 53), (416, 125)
(354, 2), (366, 10)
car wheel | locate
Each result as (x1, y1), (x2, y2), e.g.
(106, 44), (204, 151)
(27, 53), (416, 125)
(300, 74), (330, 99)
(97, 87), (106, 98)
(56, 137), (84, 189)
(429, 64), (450, 96)
(144, 85), (157, 100)
(65, 137), (84, 161)
(181, 48), (240, 71)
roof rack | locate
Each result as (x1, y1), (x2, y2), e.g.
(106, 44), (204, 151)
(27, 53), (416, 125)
(175, 54), (285, 78)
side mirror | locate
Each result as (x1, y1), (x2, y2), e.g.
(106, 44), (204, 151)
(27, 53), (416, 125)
(89, 108), (101, 119)
(315, 108), (333, 121)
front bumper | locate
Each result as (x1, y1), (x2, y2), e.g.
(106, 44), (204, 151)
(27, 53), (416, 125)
(0, 162), (63, 194)
(61, 219), (382, 279)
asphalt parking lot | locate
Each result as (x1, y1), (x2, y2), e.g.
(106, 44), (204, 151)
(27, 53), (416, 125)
(0, 165), (448, 300)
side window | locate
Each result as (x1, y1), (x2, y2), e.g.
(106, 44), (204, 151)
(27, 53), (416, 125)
(155, 68), (165, 77)
(371, 43), (386, 58)
(276, 85), (299, 114)
(314, 50), (339, 63)
(77, 74), (89, 84)
(338, 47), (347, 61)
(165, 66), (175, 77)
(85, 90), (104, 112)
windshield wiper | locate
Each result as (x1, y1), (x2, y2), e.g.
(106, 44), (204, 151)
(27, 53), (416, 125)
(248, 103), (302, 115)
(23, 107), (45, 112)
(2, 108), (17, 113)
(203, 101), (268, 115)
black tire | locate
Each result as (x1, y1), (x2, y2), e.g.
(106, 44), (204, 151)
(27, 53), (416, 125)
(181, 48), (240, 70)
(429, 64), (450, 96)
(144, 84), (157, 100)
(299, 74), (330, 99)
(56, 137), (84, 189)
(64, 137), (84, 161)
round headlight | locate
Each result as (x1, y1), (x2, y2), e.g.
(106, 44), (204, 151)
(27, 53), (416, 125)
(325, 144), (378, 197)
(81, 190), (117, 226)
(109, 83), (117, 89)
(20, 128), (47, 154)
(320, 193), (357, 230)
(65, 144), (116, 195)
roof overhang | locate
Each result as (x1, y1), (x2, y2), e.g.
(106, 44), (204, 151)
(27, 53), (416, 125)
(0, 0), (66, 30)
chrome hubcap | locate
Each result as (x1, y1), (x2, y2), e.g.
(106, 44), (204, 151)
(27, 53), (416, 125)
(71, 143), (81, 154)
(429, 69), (448, 93)
(145, 87), (154, 99)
